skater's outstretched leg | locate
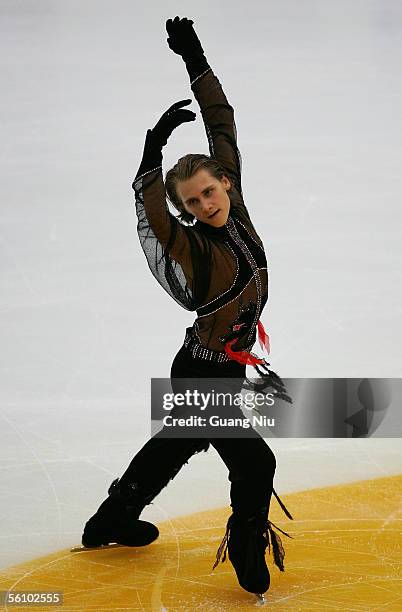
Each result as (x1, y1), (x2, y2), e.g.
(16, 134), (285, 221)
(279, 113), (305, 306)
(81, 477), (159, 548)
(81, 435), (209, 548)
(81, 343), (212, 550)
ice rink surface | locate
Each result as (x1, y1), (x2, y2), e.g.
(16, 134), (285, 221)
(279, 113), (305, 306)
(1, 0), (401, 569)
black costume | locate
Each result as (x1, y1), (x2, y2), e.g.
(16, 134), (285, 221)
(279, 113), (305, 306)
(82, 17), (292, 596)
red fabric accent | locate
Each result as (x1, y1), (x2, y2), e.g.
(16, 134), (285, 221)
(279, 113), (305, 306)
(224, 339), (265, 366)
(257, 320), (270, 355)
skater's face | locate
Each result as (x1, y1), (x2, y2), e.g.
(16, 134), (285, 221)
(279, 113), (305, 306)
(177, 168), (231, 227)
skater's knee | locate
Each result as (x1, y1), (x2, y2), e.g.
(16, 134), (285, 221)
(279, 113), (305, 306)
(229, 440), (276, 482)
(259, 442), (276, 473)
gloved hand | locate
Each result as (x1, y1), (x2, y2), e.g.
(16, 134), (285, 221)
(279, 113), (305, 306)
(134, 99), (196, 181)
(151, 98), (196, 147)
(166, 16), (205, 62)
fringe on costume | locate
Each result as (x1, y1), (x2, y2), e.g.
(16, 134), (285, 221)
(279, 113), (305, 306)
(224, 319), (293, 405)
(213, 320), (294, 572)
(212, 487), (294, 572)
(265, 520), (292, 572)
(212, 515), (293, 573)
(272, 487), (294, 520)
(212, 516), (232, 570)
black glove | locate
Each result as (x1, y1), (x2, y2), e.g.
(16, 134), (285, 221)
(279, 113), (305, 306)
(166, 16), (210, 82)
(151, 98), (196, 147)
(166, 16), (204, 61)
(134, 99), (196, 181)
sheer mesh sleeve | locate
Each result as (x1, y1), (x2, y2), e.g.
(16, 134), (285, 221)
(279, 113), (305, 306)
(191, 68), (252, 217)
(133, 166), (195, 310)
(132, 166), (199, 310)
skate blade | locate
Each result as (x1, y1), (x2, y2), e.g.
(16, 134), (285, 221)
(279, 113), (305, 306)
(70, 543), (124, 552)
(255, 593), (267, 606)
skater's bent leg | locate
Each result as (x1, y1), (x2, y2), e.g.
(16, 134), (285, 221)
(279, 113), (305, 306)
(210, 436), (276, 514)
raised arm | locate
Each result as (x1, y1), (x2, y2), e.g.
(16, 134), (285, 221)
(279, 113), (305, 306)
(166, 17), (243, 196)
(131, 100), (199, 311)
(133, 99), (195, 253)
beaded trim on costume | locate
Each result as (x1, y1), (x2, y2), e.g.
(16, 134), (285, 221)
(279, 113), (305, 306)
(225, 217), (264, 343)
(190, 67), (212, 87)
(133, 165), (162, 185)
(183, 328), (253, 363)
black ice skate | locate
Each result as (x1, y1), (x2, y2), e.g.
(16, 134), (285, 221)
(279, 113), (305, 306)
(71, 478), (159, 552)
(212, 503), (292, 598)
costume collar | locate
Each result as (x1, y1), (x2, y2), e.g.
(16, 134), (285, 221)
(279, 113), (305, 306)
(194, 214), (234, 238)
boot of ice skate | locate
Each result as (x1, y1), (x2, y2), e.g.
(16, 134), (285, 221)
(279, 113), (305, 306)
(81, 478), (159, 549)
(212, 481), (292, 595)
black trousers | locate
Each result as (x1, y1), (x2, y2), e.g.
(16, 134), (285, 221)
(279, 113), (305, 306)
(119, 343), (277, 516)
